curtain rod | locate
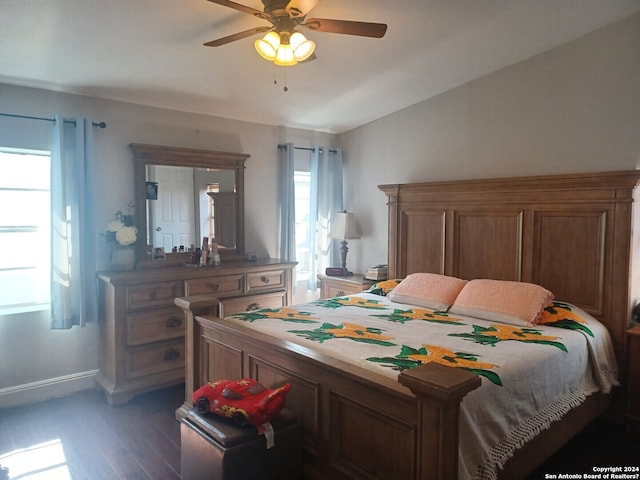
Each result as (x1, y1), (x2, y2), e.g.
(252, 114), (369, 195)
(0, 112), (107, 129)
(277, 144), (337, 154)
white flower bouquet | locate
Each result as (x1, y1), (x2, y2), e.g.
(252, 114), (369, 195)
(103, 207), (138, 247)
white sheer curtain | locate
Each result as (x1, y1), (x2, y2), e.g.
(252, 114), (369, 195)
(50, 116), (97, 328)
(308, 147), (343, 290)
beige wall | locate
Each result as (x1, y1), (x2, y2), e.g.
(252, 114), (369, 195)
(341, 13), (640, 272)
(0, 13), (639, 403)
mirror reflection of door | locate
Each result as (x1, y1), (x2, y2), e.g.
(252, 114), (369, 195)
(147, 165), (195, 251)
(208, 192), (236, 248)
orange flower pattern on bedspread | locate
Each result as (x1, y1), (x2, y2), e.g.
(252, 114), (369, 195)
(449, 324), (568, 351)
(229, 307), (319, 323)
(367, 344), (503, 385)
(288, 322), (396, 346)
(407, 344), (498, 370)
(538, 301), (594, 337)
(372, 308), (464, 325)
(313, 296), (388, 310)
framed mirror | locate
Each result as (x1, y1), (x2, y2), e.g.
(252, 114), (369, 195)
(130, 143), (249, 269)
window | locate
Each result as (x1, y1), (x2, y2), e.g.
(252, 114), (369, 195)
(0, 148), (51, 314)
(294, 170), (311, 282)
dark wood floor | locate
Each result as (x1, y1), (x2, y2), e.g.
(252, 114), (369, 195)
(0, 384), (638, 479)
(525, 414), (640, 480)
(0, 384), (184, 480)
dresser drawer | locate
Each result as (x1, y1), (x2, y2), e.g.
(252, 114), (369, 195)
(126, 306), (185, 347)
(323, 283), (364, 298)
(246, 269), (287, 294)
(219, 291), (287, 317)
(185, 274), (244, 297)
(319, 274), (373, 299)
(127, 339), (185, 379)
(126, 281), (184, 310)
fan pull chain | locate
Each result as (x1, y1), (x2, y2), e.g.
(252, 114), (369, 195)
(271, 65), (289, 92)
(283, 66), (288, 92)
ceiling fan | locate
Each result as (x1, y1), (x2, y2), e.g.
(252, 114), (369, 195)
(204, 0), (388, 66)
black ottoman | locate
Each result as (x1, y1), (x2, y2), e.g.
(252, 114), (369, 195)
(180, 408), (303, 480)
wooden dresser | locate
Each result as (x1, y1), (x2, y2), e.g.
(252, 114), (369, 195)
(96, 259), (296, 405)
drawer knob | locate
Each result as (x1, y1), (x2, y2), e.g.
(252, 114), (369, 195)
(209, 283), (220, 291)
(163, 348), (181, 361)
(166, 316), (182, 328)
(247, 302), (261, 311)
(261, 276), (270, 284)
(149, 290), (158, 300)
(336, 290), (345, 296)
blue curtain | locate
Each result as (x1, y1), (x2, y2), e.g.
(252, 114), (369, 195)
(50, 116), (97, 328)
(279, 143), (296, 262)
(308, 147), (343, 289)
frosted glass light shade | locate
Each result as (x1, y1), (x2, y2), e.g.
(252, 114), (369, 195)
(290, 32), (315, 61)
(255, 31), (281, 60)
(274, 44), (297, 65)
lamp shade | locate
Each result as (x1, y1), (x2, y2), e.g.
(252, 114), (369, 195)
(331, 212), (361, 240)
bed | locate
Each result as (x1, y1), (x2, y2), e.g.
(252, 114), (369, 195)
(175, 170), (640, 480)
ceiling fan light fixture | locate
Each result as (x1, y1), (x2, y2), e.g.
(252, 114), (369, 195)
(290, 31), (315, 62)
(255, 30), (314, 66)
(255, 30), (281, 60)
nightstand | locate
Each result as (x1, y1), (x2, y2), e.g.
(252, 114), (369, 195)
(627, 324), (640, 437)
(318, 274), (374, 299)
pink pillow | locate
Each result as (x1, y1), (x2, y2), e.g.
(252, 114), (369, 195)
(387, 273), (467, 311)
(449, 279), (554, 326)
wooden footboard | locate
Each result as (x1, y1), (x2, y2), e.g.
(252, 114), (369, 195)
(175, 296), (481, 480)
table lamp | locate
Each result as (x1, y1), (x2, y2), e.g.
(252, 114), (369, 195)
(330, 212), (360, 275)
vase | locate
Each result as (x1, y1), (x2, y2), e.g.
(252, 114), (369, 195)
(111, 245), (136, 271)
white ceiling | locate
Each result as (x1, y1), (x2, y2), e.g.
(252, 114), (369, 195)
(1, 0), (640, 133)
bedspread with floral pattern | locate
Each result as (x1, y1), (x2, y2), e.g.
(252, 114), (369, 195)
(225, 294), (618, 480)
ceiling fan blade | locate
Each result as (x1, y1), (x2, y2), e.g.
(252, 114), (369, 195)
(303, 18), (387, 38)
(204, 26), (272, 47)
(206, 0), (268, 19)
(285, 0), (320, 18)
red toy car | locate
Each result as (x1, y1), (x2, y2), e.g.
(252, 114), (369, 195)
(193, 378), (291, 431)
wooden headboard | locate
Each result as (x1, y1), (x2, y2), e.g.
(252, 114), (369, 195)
(379, 170), (640, 362)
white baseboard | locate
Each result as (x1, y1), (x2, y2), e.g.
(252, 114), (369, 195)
(0, 370), (99, 409)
